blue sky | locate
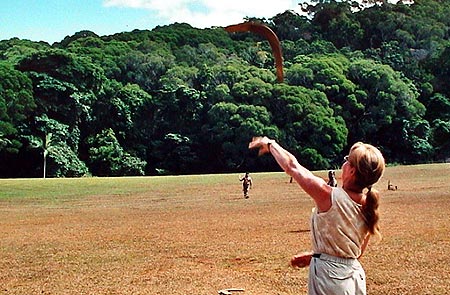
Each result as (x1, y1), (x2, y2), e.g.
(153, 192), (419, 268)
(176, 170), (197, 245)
(1, 0), (306, 44)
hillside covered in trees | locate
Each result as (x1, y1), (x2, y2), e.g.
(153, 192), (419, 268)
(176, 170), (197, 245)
(1, 0), (449, 177)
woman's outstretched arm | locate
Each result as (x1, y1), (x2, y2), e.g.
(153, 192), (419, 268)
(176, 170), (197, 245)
(249, 136), (332, 211)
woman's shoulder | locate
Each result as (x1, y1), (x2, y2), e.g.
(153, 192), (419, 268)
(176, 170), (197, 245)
(332, 187), (363, 208)
(331, 186), (347, 200)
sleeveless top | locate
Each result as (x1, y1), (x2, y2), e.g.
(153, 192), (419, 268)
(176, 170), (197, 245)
(310, 187), (369, 258)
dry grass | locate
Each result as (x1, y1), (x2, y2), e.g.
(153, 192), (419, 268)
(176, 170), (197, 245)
(1, 164), (449, 294)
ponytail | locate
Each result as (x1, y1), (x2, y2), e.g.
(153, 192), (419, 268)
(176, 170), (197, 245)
(348, 142), (385, 240)
(362, 188), (381, 240)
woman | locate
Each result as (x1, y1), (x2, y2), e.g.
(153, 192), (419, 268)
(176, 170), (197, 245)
(249, 137), (385, 295)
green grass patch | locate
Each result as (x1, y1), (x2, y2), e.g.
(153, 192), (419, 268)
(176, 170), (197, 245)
(0, 173), (286, 203)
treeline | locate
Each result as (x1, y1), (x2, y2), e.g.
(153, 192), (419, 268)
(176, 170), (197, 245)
(1, 0), (449, 177)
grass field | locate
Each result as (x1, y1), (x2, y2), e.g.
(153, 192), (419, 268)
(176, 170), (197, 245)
(1, 164), (449, 295)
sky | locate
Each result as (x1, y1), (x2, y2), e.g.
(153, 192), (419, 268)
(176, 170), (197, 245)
(1, 0), (307, 44)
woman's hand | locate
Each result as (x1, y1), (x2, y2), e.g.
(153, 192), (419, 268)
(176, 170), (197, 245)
(291, 251), (313, 268)
(249, 136), (272, 155)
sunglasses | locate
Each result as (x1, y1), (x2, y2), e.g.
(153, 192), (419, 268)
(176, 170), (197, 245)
(343, 155), (351, 165)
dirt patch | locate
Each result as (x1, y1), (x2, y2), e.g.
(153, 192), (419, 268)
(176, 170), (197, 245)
(1, 164), (449, 294)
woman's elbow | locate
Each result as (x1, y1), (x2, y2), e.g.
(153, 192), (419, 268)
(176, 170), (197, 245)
(284, 161), (299, 176)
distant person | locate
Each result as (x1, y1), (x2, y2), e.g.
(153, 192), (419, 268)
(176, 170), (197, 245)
(327, 170), (337, 187)
(249, 137), (385, 295)
(239, 172), (253, 199)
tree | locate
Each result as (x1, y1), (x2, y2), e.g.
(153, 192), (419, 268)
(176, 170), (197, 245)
(431, 119), (450, 160)
(0, 38), (50, 64)
(173, 43), (227, 67)
(87, 128), (146, 176)
(1, 5), (450, 177)
(55, 30), (100, 48)
(271, 10), (313, 41)
(401, 119), (434, 162)
(201, 102), (279, 172)
(0, 63), (35, 153)
(17, 49), (105, 93)
(29, 131), (88, 178)
(30, 115), (89, 177)
(429, 44), (450, 97)
(64, 36), (127, 79)
(153, 86), (206, 138)
(159, 65), (198, 90)
(42, 133), (54, 179)
(26, 72), (85, 126)
(347, 59), (429, 162)
(270, 84), (347, 169)
(424, 93), (450, 121)
(117, 50), (175, 92)
(231, 76), (274, 105)
(151, 133), (200, 174)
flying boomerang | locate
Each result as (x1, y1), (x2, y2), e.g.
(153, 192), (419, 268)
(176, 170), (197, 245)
(224, 22), (284, 83)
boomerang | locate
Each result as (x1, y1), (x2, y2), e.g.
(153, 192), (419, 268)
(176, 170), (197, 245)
(225, 22), (284, 83)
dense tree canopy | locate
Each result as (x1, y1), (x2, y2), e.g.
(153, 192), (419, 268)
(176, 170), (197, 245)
(0, 63), (35, 154)
(1, 0), (449, 177)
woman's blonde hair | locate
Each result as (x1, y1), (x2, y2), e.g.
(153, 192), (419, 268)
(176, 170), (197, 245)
(348, 142), (385, 238)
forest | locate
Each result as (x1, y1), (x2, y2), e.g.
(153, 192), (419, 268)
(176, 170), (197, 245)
(1, 0), (449, 178)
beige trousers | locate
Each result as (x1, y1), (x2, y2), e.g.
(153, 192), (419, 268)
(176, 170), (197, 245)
(308, 253), (366, 295)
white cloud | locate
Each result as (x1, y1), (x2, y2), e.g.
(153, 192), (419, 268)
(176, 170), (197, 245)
(103, 0), (303, 28)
